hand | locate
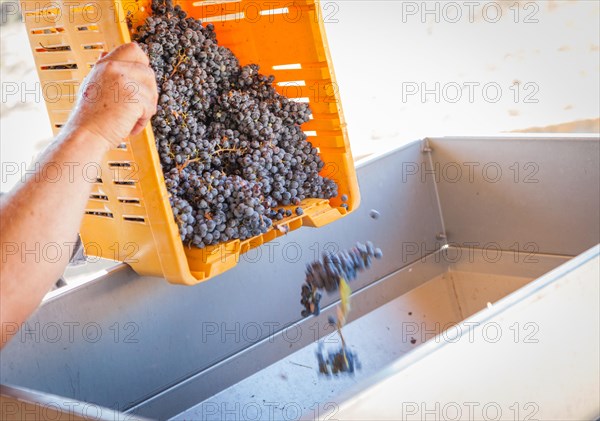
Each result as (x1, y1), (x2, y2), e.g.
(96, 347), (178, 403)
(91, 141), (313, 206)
(64, 43), (159, 148)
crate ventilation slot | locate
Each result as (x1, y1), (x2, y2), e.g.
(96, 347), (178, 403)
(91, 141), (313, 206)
(123, 216), (146, 223)
(35, 44), (71, 53)
(31, 27), (65, 35)
(203, 12), (244, 22)
(114, 180), (136, 186)
(89, 194), (109, 201)
(41, 63), (77, 71)
(69, 5), (100, 15)
(116, 143), (128, 150)
(83, 43), (104, 50)
(85, 210), (113, 218)
(52, 78), (79, 84)
(76, 25), (99, 32)
(25, 9), (60, 19)
(108, 162), (132, 168)
(118, 197), (141, 205)
(94, 177), (103, 184)
(192, 0), (241, 6)
(272, 63), (302, 70)
(277, 80), (306, 87)
(260, 7), (289, 16)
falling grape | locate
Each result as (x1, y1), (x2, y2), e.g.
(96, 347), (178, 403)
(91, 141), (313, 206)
(302, 241), (382, 375)
(300, 241), (383, 317)
(369, 209), (381, 220)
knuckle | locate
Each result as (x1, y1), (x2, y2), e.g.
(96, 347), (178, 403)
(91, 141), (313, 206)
(129, 43), (148, 59)
(122, 42), (138, 51)
(140, 63), (155, 75)
(101, 59), (120, 74)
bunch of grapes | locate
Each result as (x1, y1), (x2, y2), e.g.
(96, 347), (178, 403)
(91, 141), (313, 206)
(316, 343), (359, 376)
(300, 241), (383, 317)
(303, 242), (382, 375)
(134, 0), (338, 247)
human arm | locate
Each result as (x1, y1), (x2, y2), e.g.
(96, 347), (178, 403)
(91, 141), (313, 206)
(0, 43), (158, 348)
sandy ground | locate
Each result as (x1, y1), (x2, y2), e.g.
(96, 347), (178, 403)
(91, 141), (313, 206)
(1, 0), (599, 283)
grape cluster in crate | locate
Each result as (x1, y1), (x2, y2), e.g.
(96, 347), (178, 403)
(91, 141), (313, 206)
(134, 0), (338, 248)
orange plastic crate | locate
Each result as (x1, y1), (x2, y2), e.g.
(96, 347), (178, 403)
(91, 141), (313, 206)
(21, 0), (359, 285)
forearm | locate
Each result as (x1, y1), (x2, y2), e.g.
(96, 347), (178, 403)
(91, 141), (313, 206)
(0, 42), (157, 349)
(0, 127), (109, 346)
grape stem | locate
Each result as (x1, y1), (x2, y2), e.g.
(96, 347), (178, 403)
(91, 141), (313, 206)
(337, 276), (351, 367)
(175, 147), (248, 172)
(169, 50), (189, 78)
